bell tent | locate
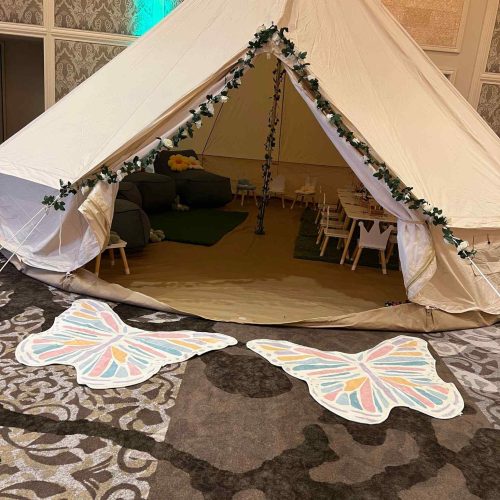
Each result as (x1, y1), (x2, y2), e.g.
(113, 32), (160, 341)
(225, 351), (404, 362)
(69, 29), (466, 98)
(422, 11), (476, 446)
(0, 0), (499, 331)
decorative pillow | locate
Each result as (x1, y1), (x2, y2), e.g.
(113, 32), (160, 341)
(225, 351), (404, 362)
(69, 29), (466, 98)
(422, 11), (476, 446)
(168, 154), (203, 172)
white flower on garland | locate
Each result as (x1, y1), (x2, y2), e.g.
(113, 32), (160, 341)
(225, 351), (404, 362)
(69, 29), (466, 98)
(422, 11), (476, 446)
(135, 160), (142, 168)
(207, 102), (215, 115)
(272, 32), (281, 45)
(162, 138), (173, 149)
(116, 169), (125, 182)
(326, 113), (334, 122)
(220, 95), (229, 103)
(307, 75), (317, 82)
(423, 202), (434, 213)
(351, 138), (360, 145)
(80, 185), (91, 196)
(457, 241), (469, 253)
(194, 119), (202, 129)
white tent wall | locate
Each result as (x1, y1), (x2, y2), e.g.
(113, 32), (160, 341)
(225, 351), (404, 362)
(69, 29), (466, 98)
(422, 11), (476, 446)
(0, 0), (498, 327)
(279, 0), (500, 229)
(0, 174), (113, 272)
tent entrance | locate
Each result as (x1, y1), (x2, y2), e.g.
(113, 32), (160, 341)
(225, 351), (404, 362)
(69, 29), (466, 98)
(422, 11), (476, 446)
(94, 54), (407, 324)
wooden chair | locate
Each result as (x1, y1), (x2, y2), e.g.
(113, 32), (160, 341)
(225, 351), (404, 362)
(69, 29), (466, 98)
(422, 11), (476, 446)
(315, 192), (341, 224)
(316, 194), (345, 245)
(291, 176), (317, 209)
(351, 221), (394, 274)
(268, 175), (286, 208)
(320, 206), (350, 257)
(95, 239), (130, 277)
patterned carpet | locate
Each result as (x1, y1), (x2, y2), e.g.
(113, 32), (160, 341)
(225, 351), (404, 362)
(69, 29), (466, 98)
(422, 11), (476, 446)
(0, 260), (499, 499)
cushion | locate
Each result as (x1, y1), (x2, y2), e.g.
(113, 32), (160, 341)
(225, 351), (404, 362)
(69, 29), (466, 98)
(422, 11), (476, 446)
(117, 181), (142, 207)
(112, 199), (151, 250)
(125, 172), (176, 214)
(175, 171), (233, 208)
(153, 150), (232, 208)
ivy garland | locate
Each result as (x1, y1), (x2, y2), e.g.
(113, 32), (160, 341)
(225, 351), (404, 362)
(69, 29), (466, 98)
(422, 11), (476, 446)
(41, 23), (474, 259)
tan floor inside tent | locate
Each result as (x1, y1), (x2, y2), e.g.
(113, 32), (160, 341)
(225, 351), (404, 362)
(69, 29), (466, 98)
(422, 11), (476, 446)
(98, 200), (407, 324)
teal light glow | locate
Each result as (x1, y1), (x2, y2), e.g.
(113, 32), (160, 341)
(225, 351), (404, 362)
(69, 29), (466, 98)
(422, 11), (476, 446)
(133, 0), (178, 36)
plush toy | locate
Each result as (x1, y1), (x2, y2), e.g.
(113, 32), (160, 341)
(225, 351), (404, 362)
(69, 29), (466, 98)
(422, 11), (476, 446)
(172, 195), (190, 211)
(149, 229), (166, 243)
(108, 230), (121, 245)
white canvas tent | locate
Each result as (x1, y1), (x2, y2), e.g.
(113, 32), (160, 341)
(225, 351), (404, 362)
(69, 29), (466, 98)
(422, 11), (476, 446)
(0, 0), (499, 330)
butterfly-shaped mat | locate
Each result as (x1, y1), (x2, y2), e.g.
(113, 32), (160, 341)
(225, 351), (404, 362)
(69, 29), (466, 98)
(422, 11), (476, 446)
(16, 299), (237, 389)
(247, 336), (464, 424)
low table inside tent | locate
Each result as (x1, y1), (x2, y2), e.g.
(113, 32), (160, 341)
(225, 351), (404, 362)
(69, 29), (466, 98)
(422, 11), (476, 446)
(337, 189), (397, 265)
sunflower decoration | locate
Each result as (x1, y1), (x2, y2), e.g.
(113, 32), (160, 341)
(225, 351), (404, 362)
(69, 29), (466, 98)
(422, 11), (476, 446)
(168, 154), (203, 171)
(168, 154), (190, 171)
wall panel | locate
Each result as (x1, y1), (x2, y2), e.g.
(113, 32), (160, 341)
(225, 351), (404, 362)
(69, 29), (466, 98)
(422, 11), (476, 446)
(486, 4), (500, 73)
(382, 0), (467, 50)
(54, 0), (182, 35)
(0, 0), (43, 25)
(55, 39), (124, 100)
(478, 83), (500, 135)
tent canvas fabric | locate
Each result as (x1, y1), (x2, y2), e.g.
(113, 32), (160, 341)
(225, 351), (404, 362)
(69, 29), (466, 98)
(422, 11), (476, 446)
(0, 0), (499, 329)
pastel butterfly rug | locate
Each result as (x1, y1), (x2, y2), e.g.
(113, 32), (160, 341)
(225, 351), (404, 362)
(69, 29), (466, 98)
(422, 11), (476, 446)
(15, 299), (237, 389)
(247, 336), (464, 424)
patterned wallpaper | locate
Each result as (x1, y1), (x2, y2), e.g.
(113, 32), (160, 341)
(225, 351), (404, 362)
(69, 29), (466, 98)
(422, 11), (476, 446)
(0, 0), (43, 25)
(55, 39), (125, 100)
(382, 0), (466, 48)
(478, 84), (500, 136)
(486, 4), (500, 73)
(54, 0), (183, 36)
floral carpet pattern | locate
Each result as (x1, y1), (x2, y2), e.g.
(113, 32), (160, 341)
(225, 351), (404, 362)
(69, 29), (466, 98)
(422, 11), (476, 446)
(0, 260), (498, 499)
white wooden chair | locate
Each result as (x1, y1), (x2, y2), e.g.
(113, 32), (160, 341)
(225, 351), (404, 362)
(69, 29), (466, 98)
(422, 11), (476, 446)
(291, 176), (317, 209)
(320, 206), (350, 257)
(351, 221), (394, 274)
(269, 175), (286, 208)
(315, 192), (341, 224)
(316, 194), (344, 245)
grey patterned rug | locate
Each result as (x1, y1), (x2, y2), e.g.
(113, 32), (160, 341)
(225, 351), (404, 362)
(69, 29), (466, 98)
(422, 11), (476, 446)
(0, 260), (498, 499)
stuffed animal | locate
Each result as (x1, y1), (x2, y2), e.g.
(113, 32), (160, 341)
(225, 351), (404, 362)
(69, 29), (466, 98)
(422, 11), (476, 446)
(172, 195), (190, 211)
(108, 230), (121, 245)
(149, 229), (166, 243)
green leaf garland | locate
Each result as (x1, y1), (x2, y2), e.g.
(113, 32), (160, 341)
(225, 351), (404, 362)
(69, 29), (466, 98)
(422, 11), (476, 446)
(41, 23), (474, 259)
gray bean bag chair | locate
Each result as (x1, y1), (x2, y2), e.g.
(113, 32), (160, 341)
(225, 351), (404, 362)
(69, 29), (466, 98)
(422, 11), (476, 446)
(116, 181), (142, 207)
(125, 171), (176, 214)
(154, 150), (232, 208)
(112, 198), (151, 250)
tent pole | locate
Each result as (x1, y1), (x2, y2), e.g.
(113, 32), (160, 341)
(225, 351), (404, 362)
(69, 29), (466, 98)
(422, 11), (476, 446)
(255, 58), (284, 235)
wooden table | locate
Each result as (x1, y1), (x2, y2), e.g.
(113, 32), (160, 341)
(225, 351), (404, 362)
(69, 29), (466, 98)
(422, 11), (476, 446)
(337, 189), (397, 265)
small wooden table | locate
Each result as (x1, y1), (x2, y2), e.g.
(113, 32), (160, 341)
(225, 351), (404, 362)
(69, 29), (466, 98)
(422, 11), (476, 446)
(95, 239), (130, 277)
(337, 189), (397, 265)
